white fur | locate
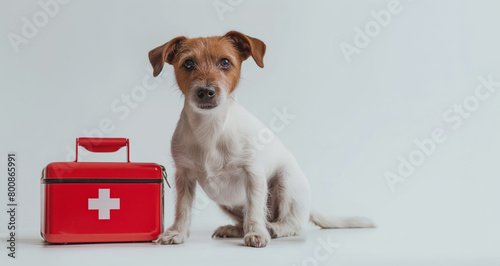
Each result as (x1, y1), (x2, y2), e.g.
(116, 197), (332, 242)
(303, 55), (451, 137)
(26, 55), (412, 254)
(157, 79), (374, 248)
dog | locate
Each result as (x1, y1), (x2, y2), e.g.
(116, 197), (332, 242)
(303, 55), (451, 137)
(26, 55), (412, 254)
(148, 31), (374, 248)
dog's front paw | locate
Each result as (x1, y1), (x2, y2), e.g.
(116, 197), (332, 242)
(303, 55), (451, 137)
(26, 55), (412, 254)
(244, 232), (270, 248)
(156, 229), (187, 245)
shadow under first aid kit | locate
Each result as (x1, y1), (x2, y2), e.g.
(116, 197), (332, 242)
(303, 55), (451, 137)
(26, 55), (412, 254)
(41, 138), (168, 244)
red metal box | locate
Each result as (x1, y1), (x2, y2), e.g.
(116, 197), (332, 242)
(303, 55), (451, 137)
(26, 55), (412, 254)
(41, 138), (165, 244)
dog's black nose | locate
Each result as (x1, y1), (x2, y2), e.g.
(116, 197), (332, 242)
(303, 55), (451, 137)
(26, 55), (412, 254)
(197, 87), (216, 100)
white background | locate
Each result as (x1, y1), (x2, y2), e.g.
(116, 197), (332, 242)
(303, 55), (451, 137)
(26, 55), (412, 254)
(1, 0), (500, 265)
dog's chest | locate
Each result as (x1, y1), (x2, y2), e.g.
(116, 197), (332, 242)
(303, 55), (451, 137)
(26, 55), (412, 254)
(194, 144), (248, 206)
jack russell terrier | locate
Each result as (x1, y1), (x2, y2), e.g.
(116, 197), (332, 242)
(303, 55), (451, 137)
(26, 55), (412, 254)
(149, 31), (374, 248)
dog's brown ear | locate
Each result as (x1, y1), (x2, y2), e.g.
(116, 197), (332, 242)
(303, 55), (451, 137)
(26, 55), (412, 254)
(148, 36), (187, 77)
(224, 31), (266, 68)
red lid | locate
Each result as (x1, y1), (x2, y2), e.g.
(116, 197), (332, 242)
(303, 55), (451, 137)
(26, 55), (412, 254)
(44, 162), (162, 180)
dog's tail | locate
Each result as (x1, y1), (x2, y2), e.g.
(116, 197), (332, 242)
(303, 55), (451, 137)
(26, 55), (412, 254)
(309, 210), (376, 229)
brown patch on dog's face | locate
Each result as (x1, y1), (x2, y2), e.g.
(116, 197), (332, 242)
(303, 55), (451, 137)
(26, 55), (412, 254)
(149, 31), (266, 110)
(174, 36), (242, 97)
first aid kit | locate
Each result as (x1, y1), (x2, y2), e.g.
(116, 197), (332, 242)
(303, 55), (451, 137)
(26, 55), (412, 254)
(41, 138), (167, 244)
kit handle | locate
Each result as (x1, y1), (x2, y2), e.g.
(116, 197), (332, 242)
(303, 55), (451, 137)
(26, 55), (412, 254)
(75, 138), (130, 162)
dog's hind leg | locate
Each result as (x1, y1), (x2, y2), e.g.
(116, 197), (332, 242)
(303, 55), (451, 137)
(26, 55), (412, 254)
(212, 205), (245, 238)
(266, 169), (310, 238)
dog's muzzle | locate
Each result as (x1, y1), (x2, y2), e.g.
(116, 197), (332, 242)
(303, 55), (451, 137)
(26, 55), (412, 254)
(195, 86), (218, 109)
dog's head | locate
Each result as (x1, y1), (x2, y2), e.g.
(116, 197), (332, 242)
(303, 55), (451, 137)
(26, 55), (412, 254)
(148, 31), (266, 111)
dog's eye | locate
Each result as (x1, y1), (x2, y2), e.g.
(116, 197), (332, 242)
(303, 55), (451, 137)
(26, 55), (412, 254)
(219, 58), (231, 70)
(183, 59), (195, 70)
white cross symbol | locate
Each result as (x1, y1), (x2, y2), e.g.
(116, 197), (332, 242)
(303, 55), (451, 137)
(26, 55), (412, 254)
(88, 189), (120, 220)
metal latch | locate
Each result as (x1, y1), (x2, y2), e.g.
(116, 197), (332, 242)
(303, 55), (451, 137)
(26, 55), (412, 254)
(160, 165), (171, 188)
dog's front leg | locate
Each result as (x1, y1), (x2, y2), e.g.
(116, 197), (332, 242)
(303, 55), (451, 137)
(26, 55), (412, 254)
(243, 169), (271, 248)
(157, 170), (196, 244)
